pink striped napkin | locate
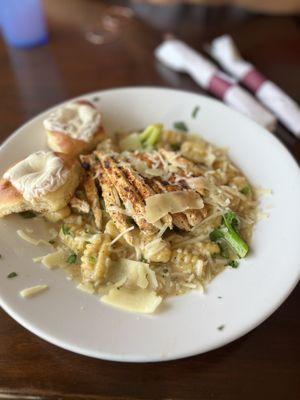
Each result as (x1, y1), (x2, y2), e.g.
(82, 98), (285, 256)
(209, 35), (300, 137)
(155, 39), (276, 131)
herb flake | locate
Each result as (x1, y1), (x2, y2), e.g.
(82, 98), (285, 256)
(67, 253), (77, 264)
(173, 121), (188, 132)
(240, 186), (251, 195)
(192, 105), (200, 118)
(217, 325), (225, 331)
(7, 272), (18, 279)
(228, 260), (239, 268)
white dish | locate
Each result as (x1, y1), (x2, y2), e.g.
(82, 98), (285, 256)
(0, 87), (299, 362)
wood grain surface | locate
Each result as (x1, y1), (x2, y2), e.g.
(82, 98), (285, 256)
(0, 1), (299, 399)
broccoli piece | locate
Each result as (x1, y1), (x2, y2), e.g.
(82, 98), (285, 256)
(139, 124), (162, 148)
(209, 211), (248, 258)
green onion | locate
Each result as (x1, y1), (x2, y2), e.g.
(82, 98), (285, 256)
(192, 105), (200, 118)
(210, 211), (249, 258)
(240, 186), (251, 195)
(20, 211), (36, 219)
(67, 253), (77, 264)
(7, 272), (18, 279)
(139, 124), (163, 148)
(173, 121), (188, 132)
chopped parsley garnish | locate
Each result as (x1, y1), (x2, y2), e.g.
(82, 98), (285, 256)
(67, 253), (77, 264)
(228, 260), (239, 268)
(7, 272), (18, 279)
(217, 325), (225, 331)
(170, 143), (181, 151)
(192, 105), (200, 118)
(240, 186), (251, 195)
(20, 211), (36, 219)
(140, 256), (147, 263)
(173, 121), (188, 132)
(61, 224), (71, 236)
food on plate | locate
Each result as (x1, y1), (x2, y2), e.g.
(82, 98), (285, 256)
(19, 285), (49, 298)
(0, 151), (81, 217)
(43, 100), (105, 157)
(1, 100), (258, 314)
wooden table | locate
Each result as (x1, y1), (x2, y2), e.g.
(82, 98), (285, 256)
(0, 1), (299, 399)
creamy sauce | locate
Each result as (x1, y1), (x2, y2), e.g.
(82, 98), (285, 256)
(4, 151), (69, 201)
(43, 102), (101, 142)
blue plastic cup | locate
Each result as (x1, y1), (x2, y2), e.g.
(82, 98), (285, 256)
(0, 0), (48, 48)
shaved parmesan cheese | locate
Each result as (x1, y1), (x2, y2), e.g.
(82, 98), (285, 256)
(101, 287), (162, 314)
(44, 206), (71, 222)
(20, 285), (48, 298)
(144, 168), (165, 177)
(120, 133), (142, 151)
(186, 177), (206, 194)
(107, 258), (152, 290)
(145, 191), (204, 223)
(40, 250), (68, 269)
(77, 282), (95, 294)
(17, 229), (51, 246)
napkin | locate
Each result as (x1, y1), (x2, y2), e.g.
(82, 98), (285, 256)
(209, 35), (300, 137)
(155, 39), (276, 131)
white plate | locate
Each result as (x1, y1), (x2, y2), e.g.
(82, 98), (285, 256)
(0, 87), (299, 362)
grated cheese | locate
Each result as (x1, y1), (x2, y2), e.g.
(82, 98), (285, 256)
(110, 226), (134, 246)
(20, 285), (48, 298)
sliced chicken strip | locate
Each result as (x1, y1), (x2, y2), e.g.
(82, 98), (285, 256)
(119, 160), (173, 229)
(84, 174), (102, 230)
(97, 169), (135, 246)
(97, 153), (158, 235)
(149, 178), (191, 231)
(171, 178), (204, 228)
(133, 151), (163, 169)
